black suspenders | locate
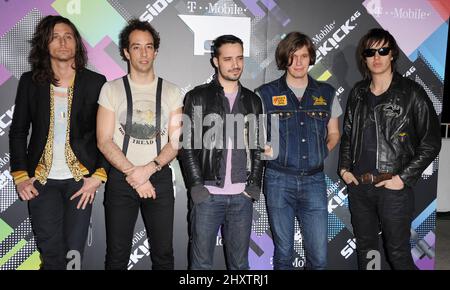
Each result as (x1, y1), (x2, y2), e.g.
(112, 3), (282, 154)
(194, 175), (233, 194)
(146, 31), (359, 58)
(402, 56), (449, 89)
(121, 76), (163, 156)
(155, 77), (163, 155)
(121, 76), (133, 155)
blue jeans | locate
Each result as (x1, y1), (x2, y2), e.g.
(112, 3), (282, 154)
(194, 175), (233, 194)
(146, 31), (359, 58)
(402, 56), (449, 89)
(264, 168), (328, 269)
(190, 193), (253, 270)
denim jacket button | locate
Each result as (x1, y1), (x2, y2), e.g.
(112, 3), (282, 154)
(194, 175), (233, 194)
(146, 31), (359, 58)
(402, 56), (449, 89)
(302, 139), (306, 142)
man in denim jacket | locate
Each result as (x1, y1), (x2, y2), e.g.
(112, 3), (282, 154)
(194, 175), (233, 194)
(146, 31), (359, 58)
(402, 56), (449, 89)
(256, 32), (341, 269)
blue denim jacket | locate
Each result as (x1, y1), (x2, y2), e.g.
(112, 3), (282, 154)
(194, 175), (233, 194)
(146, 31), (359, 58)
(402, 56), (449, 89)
(256, 74), (335, 174)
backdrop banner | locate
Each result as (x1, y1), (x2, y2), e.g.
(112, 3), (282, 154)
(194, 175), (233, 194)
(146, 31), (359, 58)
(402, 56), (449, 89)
(0, 0), (448, 270)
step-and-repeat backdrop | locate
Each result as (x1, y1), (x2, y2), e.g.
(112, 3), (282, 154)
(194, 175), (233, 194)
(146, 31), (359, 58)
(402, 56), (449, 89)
(0, 0), (448, 270)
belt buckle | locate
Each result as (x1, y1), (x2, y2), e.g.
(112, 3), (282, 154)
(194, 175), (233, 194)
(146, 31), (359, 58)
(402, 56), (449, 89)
(299, 170), (310, 176)
(360, 173), (374, 184)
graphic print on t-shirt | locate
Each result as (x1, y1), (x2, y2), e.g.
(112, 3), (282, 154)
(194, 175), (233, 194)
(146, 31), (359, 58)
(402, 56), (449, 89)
(117, 99), (168, 145)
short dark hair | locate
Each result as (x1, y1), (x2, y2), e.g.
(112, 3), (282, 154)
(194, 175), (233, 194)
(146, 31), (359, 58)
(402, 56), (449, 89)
(29, 15), (87, 85)
(211, 35), (243, 58)
(275, 32), (316, 70)
(119, 19), (160, 61)
(357, 28), (399, 78)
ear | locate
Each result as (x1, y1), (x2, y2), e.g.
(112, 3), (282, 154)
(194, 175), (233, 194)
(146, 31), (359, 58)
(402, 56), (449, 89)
(213, 57), (219, 68)
(123, 48), (130, 61)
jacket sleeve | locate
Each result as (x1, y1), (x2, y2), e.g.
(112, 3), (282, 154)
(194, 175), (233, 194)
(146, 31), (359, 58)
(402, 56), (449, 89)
(398, 86), (441, 187)
(247, 95), (264, 189)
(180, 91), (204, 188)
(9, 73), (32, 184)
(338, 87), (355, 174)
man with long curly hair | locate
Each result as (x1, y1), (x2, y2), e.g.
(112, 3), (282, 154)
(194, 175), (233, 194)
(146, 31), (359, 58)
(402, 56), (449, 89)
(9, 15), (108, 270)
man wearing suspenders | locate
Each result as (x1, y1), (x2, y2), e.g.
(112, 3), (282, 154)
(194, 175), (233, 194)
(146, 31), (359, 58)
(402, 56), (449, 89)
(97, 19), (183, 270)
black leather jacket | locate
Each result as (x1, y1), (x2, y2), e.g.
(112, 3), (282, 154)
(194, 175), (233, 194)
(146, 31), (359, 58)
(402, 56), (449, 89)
(339, 72), (441, 187)
(181, 77), (264, 191)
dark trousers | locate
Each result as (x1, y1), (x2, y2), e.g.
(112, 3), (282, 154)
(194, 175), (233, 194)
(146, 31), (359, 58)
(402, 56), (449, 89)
(29, 178), (91, 270)
(348, 183), (416, 270)
(104, 166), (174, 270)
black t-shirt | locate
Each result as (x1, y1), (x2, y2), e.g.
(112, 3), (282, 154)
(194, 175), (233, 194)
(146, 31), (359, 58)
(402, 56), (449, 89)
(353, 91), (387, 175)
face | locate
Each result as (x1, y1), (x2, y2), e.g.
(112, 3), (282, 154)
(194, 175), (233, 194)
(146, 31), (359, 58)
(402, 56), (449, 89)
(48, 23), (76, 62)
(124, 30), (157, 74)
(364, 41), (393, 76)
(213, 43), (244, 82)
(286, 46), (311, 80)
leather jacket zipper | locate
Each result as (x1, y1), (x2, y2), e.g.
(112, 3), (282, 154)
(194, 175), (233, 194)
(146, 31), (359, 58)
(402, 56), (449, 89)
(373, 103), (385, 171)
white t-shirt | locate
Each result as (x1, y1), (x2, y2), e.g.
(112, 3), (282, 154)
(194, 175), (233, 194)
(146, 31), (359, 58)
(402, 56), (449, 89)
(48, 86), (73, 179)
(98, 75), (183, 166)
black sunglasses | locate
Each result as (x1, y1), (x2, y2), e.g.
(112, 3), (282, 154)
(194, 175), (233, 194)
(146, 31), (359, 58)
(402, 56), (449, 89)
(362, 47), (391, 57)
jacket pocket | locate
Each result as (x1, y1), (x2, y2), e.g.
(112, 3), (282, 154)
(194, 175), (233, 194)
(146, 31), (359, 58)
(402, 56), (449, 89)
(270, 110), (295, 167)
(306, 110), (329, 164)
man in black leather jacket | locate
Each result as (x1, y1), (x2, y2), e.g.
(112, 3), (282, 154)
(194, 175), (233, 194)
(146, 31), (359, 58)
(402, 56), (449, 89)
(181, 35), (264, 269)
(338, 28), (441, 270)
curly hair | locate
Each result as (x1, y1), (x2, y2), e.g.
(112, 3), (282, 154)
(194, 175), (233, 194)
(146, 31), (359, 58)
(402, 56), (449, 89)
(119, 19), (160, 62)
(29, 15), (87, 85)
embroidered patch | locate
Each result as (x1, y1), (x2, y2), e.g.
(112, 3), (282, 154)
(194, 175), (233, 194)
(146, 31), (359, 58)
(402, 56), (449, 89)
(399, 132), (407, 142)
(384, 104), (403, 118)
(312, 96), (327, 106)
(272, 95), (287, 106)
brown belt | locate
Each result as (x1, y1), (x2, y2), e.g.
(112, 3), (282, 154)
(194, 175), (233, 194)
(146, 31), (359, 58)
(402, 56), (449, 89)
(357, 173), (393, 184)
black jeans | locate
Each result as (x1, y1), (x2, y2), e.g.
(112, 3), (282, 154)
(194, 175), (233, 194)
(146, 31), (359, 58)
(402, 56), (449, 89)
(29, 178), (91, 270)
(104, 166), (174, 270)
(348, 183), (416, 270)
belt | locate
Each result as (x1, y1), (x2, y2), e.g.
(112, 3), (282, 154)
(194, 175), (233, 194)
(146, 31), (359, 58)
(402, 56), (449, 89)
(267, 162), (323, 176)
(357, 173), (393, 184)
(296, 166), (323, 176)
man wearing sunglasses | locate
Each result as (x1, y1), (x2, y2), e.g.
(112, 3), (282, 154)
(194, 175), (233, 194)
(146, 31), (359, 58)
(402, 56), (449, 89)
(338, 28), (441, 269)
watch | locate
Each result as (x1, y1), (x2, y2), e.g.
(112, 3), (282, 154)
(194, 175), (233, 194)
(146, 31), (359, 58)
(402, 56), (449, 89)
(152, 159), (162, 171)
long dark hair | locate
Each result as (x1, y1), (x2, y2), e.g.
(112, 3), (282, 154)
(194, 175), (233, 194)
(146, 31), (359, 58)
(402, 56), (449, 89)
(29, 15), (87, 85)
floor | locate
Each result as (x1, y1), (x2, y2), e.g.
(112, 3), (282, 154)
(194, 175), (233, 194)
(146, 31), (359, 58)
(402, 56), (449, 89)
(435, 212), (450, 270)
